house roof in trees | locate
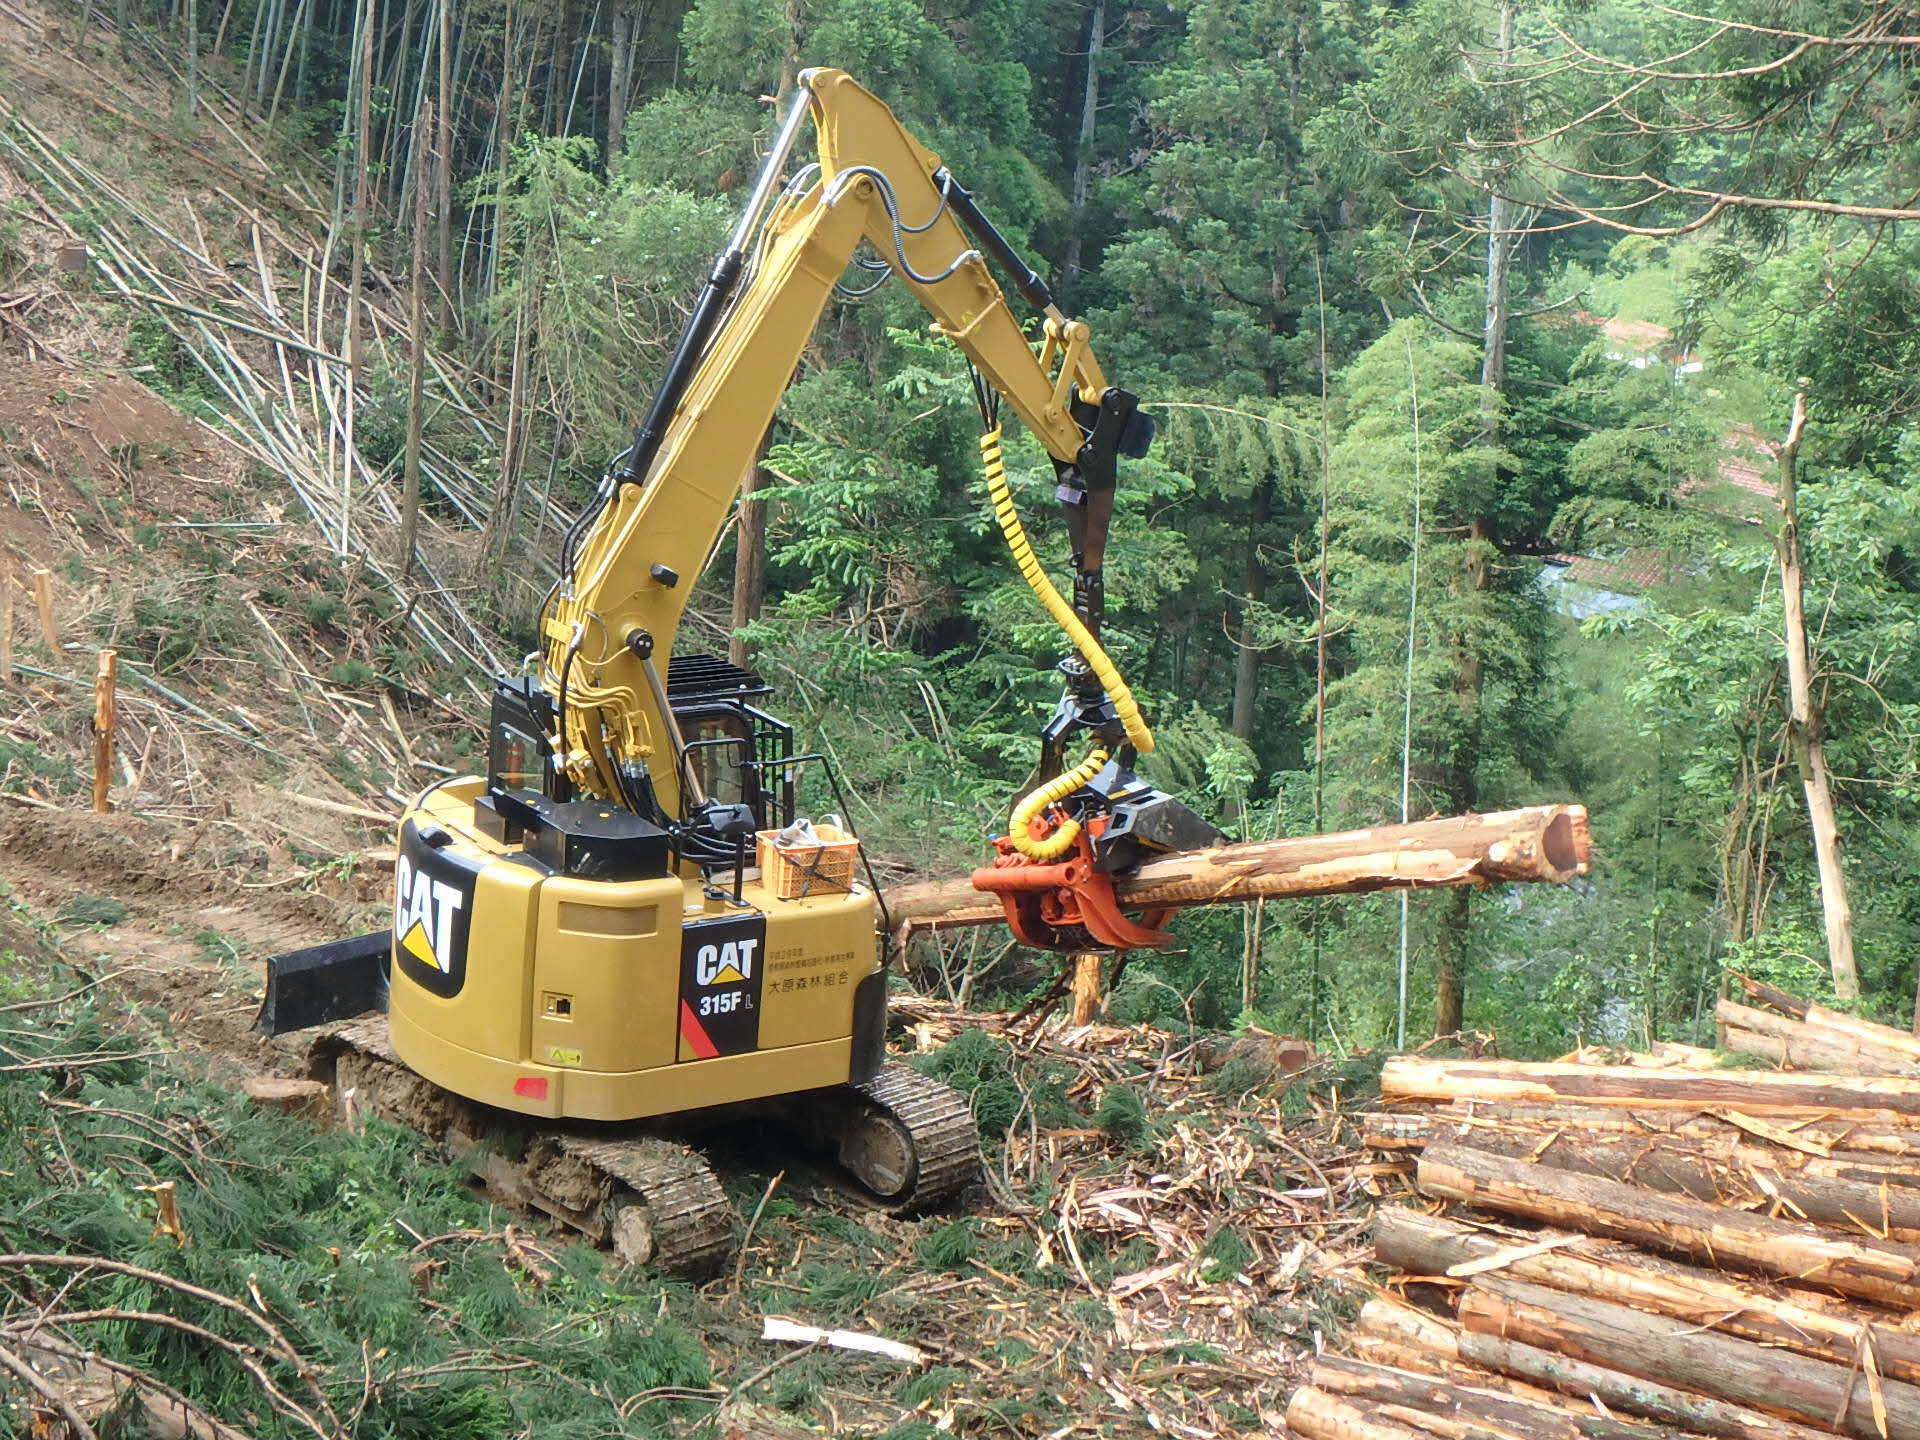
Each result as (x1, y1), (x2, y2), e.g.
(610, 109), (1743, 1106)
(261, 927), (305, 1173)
(1677, 426), (1776, 523)
(1546, 549), (1687, 592)
(1600, 316), (1671, 353)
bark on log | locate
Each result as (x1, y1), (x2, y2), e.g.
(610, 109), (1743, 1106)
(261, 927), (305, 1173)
(1455, 1326), (1841, 1440)
(1733, 974), (1811, 1021)
(1367, 1114), (1920, 1235)
(1287, 1386), (1442, 1440)
(887, 804), (1589, 935)
(1351, 1293), (1829, 1440)
(1733, 979), (1920, 1066)
(1365, 1109), (1920, 1188)
(1383, 1058), (1920, 1117)
(1375, 1207), (1920, 1385)
(1415, 1142), (1920, 1306)
(1390, 1100), (1920, 1160)
(1717, 1000), (1920, 1076)
(1307, 1355), (1686, 1440)
(1459, 1277), (1920, 1440)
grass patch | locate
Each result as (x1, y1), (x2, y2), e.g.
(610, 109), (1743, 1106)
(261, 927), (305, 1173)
(0, 992), (718, 1439)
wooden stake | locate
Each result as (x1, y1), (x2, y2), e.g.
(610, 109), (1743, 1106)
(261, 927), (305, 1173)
(92, 649), (118, 813)
(32, 567), (57, 652)
(1, 558), (14, 684)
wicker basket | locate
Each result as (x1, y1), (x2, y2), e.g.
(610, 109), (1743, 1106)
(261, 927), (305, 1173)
(757, 823), (861, 900)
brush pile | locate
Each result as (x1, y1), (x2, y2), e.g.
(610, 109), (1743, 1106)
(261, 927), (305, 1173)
(1289, 983), (1920, 1440)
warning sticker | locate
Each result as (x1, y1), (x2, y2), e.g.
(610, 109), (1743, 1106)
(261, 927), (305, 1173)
(677, 910), (766, 1061)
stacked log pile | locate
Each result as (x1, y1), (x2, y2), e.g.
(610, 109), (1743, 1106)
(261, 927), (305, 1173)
(1287, 995), (1920, 1440)
(1718, 976), (1920, 1077)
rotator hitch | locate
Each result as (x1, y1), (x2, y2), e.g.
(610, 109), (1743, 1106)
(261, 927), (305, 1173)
(969, 387), (1225, 953)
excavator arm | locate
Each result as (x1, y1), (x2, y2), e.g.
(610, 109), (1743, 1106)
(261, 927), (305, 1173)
(538, 69), (1145, 821)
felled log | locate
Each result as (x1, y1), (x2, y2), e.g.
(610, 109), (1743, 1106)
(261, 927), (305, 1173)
(1415, 1142), (1920, 1306)
(1306, 1354), (1690, 1440)
(1456, 1326), (1842, 1440)
(1459, 1277), (1920, 1440)
(1368, 1114), (1920, 1235)
(1350, 1293), (1830, 1440)
(1383, 1057), (1920, 1117)
(1376, 1207), (1920, 1385)
(1286, 1387), (1438, 1440)
(886, 803), (1590, 936)
(1377, 1099), (1920, 1161)
(1718, 1000), (1920, 1076)
(1736, 975), (1920, 1065)
(1347, 1295), (1464, 1374)
(1365, 1108), (1920, 1187)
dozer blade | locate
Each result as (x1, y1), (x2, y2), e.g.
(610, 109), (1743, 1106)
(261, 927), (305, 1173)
(253, 931), (391, 1036)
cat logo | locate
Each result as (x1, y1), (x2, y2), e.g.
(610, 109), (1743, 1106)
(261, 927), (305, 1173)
(395, 856), (465, 974)
(694, 937), (758, 987)
(391, 822), (478, 999)
(679, 912), (766, 1060)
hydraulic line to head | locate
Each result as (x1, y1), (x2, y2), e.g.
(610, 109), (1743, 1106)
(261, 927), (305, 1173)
(1007, 747), (1108, 861)
(978, 424), (1156, 860)
(977, 426), (1153, 756)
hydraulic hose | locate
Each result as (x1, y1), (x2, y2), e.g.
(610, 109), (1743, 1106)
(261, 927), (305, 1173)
(1007, 747), (1108, 861)
(978, 427), (1153, 754)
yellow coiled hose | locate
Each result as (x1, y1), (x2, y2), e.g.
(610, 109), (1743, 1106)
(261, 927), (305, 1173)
(980, 425), (1153, 860)
(1007, 748), (1108, 861)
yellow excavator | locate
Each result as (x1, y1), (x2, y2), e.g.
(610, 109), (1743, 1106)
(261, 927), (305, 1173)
(256, 68), (1221, 1275)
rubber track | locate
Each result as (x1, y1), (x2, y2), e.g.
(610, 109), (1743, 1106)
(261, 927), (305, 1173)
(851, 1062), (981, 1211)
(319, 1019), (734, 1278)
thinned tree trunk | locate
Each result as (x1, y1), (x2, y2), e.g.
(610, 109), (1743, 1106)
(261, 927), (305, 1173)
(1229, 474), (1270, 744)
(401, 102), (431, 581)
(1061, 0), (1104, 299)
(1774, 390), (1858, 1002)
(1479, 3), (1518, 405)
(729, 448), (767, 670)
(1434, 0), (1519, 1040)
(543, 0), (578, 134)
(436, 0), (454, 331)
(482, 295), (532, 572)
(606, 2), (635, 160)
(184, 0), (199, 113)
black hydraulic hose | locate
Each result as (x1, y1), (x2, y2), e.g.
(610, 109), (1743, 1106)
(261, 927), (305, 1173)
(619, 250), (746, 485)
(617, 86), (812, 489)
(935, 167), (1055, 315)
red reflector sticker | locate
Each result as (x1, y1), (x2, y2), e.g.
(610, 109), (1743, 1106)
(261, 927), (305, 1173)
(513, 1077), (549, 1100)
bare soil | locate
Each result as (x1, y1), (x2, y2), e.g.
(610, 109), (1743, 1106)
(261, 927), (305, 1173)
(0, 803), (380, 1064)
(0, 360), (241, 560)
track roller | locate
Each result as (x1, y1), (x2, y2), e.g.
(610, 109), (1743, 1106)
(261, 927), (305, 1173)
(303, 1020), (736, 1279)
(827, 1062), (980, 1212)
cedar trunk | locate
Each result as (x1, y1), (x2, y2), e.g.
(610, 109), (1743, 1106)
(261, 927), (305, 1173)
(1414, 1141), (1920, 1307)
(887, 804), (1588, 938)
(1458, 1278), (1920, 1440)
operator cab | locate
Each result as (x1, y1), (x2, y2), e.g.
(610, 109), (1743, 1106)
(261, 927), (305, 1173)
(474, 655), (798, 881)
